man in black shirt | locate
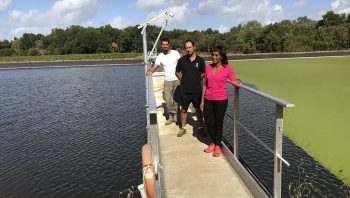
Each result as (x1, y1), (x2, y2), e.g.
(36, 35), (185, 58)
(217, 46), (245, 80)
(175, 40), (206, 137)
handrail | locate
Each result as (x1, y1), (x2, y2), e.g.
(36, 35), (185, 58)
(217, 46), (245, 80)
(230, 81), (295, 108)
(145, 73), (164, 197)
(222, 81), (295, 198)
(147, 75), (158, 115)
(235, 118), (290, 167)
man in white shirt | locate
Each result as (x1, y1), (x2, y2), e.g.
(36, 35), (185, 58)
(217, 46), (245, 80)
(146, 38), (181, 125)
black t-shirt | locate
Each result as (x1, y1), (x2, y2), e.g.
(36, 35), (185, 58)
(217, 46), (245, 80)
(176, 54), (205, 94)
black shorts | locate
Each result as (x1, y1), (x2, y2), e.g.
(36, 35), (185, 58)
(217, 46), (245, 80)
(180, 92), (202, 111)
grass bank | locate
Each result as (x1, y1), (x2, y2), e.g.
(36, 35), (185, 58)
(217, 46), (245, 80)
(229, 56), (350, 185)
(0, 53), (142, 64)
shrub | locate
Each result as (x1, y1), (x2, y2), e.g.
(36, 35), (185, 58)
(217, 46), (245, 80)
(28, 48), (39, 56)
(0, 48), (16, 56)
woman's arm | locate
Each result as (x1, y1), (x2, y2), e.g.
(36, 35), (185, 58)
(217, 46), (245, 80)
(200, 76), (206, 112)
(228, 66), (237, 83)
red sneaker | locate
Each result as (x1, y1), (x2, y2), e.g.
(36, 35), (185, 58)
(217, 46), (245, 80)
(204, 143), (215, 153)
(213, 146), (221, 157)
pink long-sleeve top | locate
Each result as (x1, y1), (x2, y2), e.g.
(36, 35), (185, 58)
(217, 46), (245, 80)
(204, 64), (237, 100)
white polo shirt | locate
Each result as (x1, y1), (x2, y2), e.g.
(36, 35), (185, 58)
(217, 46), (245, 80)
(155, 50), (180, 81)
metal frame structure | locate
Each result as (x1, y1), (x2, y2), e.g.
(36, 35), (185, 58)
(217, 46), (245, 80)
(139, 11), (174, 198)
(222, 82), (295, 198)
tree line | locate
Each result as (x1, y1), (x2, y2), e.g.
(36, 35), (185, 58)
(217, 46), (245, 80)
(1, 11), (350, 57)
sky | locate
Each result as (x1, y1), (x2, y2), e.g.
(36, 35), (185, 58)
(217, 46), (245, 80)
(0, 0), (350, 40)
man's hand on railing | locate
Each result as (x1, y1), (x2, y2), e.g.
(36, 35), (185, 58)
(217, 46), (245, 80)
(146, 69), (153, 76)
(146, 64), (157, 76)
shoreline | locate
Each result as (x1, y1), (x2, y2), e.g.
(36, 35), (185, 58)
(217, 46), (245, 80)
(0, 59), (144, 69)
(1, 50), (350, 69)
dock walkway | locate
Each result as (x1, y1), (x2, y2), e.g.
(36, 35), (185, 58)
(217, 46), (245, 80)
(152, 75), (252, 198)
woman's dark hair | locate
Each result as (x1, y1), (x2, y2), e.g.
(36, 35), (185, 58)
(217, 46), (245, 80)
(211, 45), (228, 66)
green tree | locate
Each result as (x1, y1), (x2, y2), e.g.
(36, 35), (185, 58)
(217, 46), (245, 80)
(260, 24), (281, 52)
(19, 33), (44, 51)
(96, 25), (122, 53)
(314, 26), (333, 50)
(72, 27), (99, 54)
(47, 28), (66, 54)
(293, 17), (316, 51)
(318, 11), (346, 27)
(331, 25), (349, 49)
(242, 21), (263, 53)
(11, 38), (23, 55)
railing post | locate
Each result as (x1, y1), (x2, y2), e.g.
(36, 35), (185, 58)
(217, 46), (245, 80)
(141, 26), (150, 129)
(274, 104), (284, 198)
(233, 86), (240, 157)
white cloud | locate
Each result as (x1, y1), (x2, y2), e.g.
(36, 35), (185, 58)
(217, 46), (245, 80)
(222, 0), (283, 25)
(197, 0), (223, 15)
(6, 0), (99, 38)
(110, 16), (133, 29)
(135, 0), (189, 10)
(10, 10), (21, 19)
(51, 0), (99, 24)
(11, 9), (40, 24)
(218, 24), (229, 33)
(10, 0), (99, 26)
(135, 0), (164, 10)
(273, 5), (282, 12)
(292, 0), (307, 7)
(11, 26), (50, 37)
(331, 0), (350, 13)
(0, 0), (11, 11)
(169, 0), (188, 6)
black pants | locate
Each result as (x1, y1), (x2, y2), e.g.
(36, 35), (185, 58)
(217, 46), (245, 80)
(204, 99), (228, 146)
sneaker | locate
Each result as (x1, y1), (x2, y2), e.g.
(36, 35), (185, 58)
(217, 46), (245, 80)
(165, 116), (174, 125)
(198, 127), (207, 137)
(177, 127), (186, 137)
(204, 143), (215, 153)
(213, 146), (221, 157)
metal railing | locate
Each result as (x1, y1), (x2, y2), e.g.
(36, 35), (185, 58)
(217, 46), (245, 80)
(221, 81), (295, 198)
(139, 12), (173, 198)
(145, 74), (164, 197)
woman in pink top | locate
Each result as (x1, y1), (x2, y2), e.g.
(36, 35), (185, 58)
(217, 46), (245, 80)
(200, 46), (239, 157)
